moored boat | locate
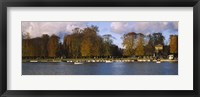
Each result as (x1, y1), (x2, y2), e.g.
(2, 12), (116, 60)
(156, 61), (161, 63)
(156, 59), (161, 63)
(105, 60), (113, 63)
(74, 62), (83, 64)
(30, 60), (38, 62)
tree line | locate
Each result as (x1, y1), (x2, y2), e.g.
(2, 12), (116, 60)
(22, 25), (178, 59)
(122, 32), (178, 58)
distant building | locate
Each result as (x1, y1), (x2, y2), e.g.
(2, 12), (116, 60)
(168, 54), (174, 60)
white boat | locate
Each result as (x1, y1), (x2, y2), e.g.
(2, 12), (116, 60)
(137, 59), (143, 62)
(116, 60), (121, 62)
(74, 62), (83, 64)
(30, 60), (38, 62)
(91, 60), (95, 62)
(96, 60), (100, 62)
(156, 61), (161, 63)
(105, 60), (113, 63)
(142, 59), (146, 62)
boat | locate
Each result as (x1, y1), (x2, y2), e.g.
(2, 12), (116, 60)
(30, 60), (38, 62)
(74, 62), (83, 64)
(91, 60), (95, 62)
(105, 60), (113, 63)
(137, 59), (143, 62)
(96, 60), (100, 62)
(142, 59), (146, 62)
(156, 59), (161, 63)
(156, 61), (161, 63)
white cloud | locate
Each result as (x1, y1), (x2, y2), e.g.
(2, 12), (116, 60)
(110, 21), (178, 35)
(22, 22), (87, 38)
(110, 22), (133, 34)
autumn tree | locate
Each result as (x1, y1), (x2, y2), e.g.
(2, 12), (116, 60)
(22, 39), (33, 58)
(63, 28), (83, 58)
(81, 25), (100, 58)
(135, 33), (145, 57)
(92, 36), (103, 58)
(122, 32), (136, 57)
(102, 34), (113, 57)
(144, 34), (155, 56)
(47, 34), (59, 58)
(63, 35), (72, 58)
(70, 33), (82, 58)
(22, 32), (37, 58)
(40, 34), (49, 58)
(81, 37), (92, 57)
(169, 35), (178, 55)
(22, 32), (30, 58)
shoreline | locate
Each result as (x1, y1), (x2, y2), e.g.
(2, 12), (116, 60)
(22, 58), (178, 63)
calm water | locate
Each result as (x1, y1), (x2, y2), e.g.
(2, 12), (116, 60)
(22, 62), (178, 75)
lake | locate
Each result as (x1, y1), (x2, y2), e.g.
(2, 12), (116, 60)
(22, 62), (178, 75)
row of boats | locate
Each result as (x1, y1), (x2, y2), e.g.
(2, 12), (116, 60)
(74, 60), (161, 64)
(29, 59), (162, 64)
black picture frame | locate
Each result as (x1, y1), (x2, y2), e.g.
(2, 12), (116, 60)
(0, 0), (199, 97)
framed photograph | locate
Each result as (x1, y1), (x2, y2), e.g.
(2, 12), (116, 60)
(0, 0), (199, 97)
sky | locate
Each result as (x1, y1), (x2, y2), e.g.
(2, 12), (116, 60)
(22, 21), (178, 48)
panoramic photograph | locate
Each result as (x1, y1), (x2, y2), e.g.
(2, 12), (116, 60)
(22, 21), (178, 75)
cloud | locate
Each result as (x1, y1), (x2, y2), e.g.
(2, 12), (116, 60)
(110, 22), (133, 34)
(22, 22), (87, 38)
(110, 21), (178, 35)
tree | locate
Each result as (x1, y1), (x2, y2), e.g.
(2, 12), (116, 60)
(56, 42), (64, 58)
(92, 36), (103, 57)
(80, 25), (100, 58)
(144, 34), (155, 56)
(122, 32), (136, 57)
(163, 46), (170, 58)
(22, 32), (30, 39)
(111, 44), (122, 57)
(169, 35), (178, 55)
(22, 32), (32, 58)
(81, 38), (92, 57)
(47, 34), (59, 58)
(135, 33), (145, 57)
(63, 35), (71, 58)
(102, 34), (113, 57)
(40, 34), (49, 58)
(70, 33), (82, 58)
(152, 33), (165, 45)
(63, 27), (83, 58)
(22, 39), (32, 58)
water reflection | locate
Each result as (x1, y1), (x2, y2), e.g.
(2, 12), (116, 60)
(22, 62), (178, 75)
